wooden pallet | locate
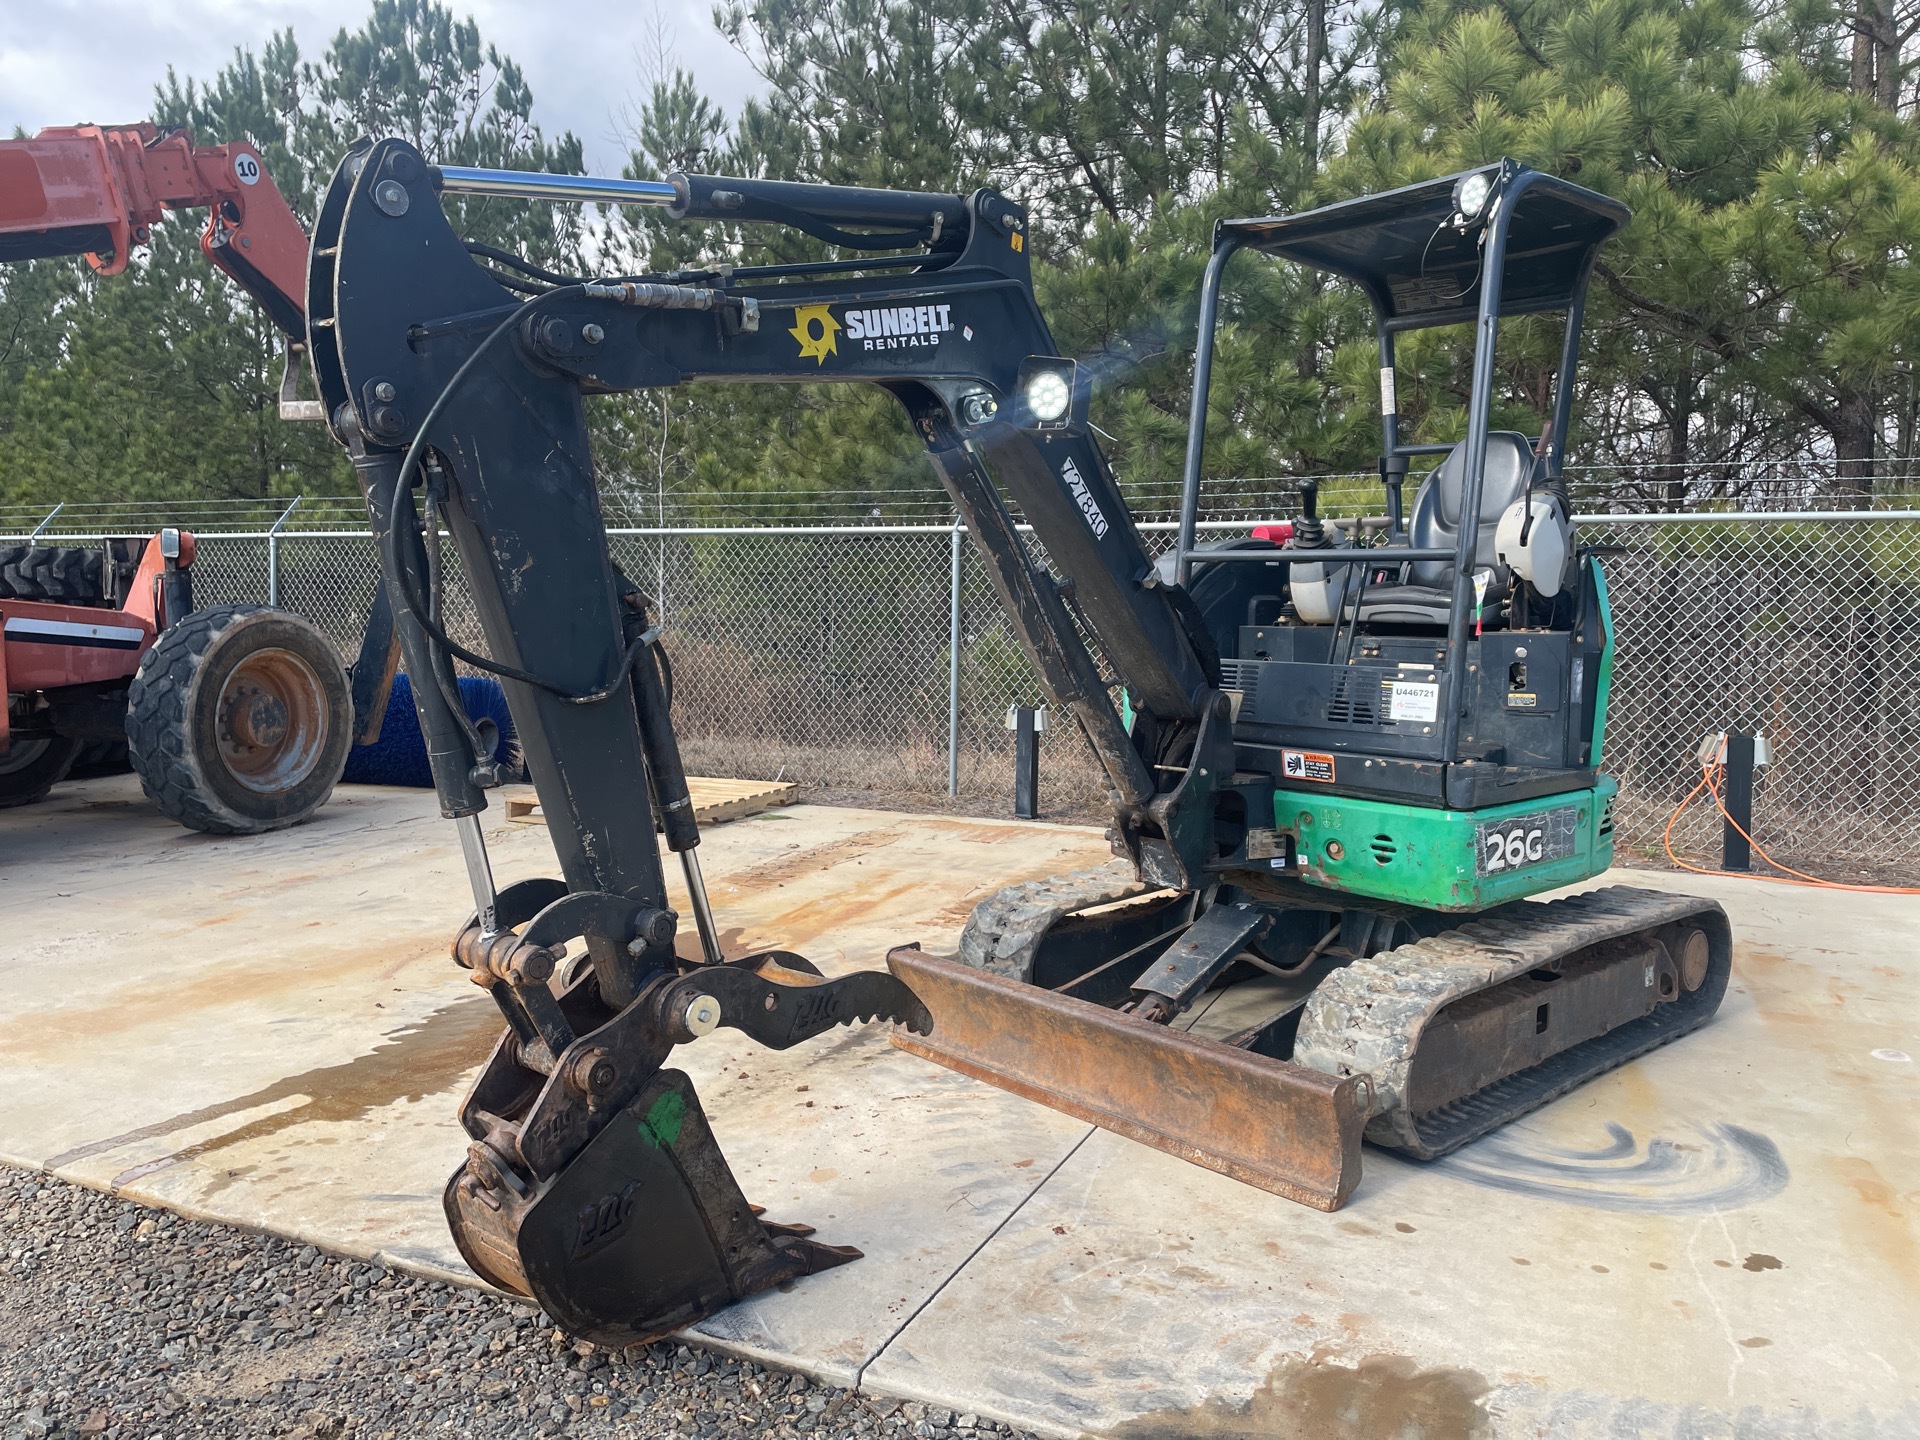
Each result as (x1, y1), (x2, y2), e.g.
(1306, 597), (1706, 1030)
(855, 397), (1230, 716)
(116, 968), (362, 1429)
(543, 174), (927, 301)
(499, 776), (799, 829)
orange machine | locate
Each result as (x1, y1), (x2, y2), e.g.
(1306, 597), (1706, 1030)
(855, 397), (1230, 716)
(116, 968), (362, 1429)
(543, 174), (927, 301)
(0, 122), (308, 335)
(0, 123), (322, 417)
(0, 125), (361, 828)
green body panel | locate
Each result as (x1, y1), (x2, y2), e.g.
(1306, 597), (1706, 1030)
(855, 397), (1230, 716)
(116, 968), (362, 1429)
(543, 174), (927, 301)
(1272, 776), (1619, 912)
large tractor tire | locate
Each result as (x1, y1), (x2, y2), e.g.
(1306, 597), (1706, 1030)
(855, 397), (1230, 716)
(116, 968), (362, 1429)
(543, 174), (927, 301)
(126, 604), (352, 835)
(0, 735), (82, 809)
(0, 545), (106, 604)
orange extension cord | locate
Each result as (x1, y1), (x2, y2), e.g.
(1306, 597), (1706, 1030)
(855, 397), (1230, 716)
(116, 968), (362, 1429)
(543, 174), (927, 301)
(1662, 762), (1920, 894)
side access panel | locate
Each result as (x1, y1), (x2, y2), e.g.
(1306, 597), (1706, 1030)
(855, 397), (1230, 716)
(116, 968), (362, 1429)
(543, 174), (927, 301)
(1276, 778), (1618, 911)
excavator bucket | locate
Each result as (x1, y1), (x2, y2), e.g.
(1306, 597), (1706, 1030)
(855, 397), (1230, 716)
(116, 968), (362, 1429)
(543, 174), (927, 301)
(886, 947), (1371, 1211)
(446, 1069), (860, 1345)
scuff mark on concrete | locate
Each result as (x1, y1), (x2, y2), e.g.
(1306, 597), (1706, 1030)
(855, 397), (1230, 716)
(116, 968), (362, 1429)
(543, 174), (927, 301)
(1430, 1120), (1788, 1214)
(47, 996), (501, 1178)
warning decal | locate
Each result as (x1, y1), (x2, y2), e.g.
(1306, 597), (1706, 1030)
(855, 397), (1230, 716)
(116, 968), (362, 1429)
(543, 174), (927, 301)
(1281, 749), (1336, 784)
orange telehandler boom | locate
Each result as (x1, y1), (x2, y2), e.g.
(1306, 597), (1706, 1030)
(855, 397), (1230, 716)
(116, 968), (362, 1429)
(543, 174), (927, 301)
(0, 122), (319, 418)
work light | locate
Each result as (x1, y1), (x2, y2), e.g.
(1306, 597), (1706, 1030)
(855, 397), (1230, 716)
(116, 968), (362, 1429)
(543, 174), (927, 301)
(1453, 170), (1493, 223)
(1014, 356), (1083, 432)
(1026, 368), (1071, 423)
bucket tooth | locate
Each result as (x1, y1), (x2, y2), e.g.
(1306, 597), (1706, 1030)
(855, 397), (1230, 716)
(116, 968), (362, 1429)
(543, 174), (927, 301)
(886, 946), (1370, 1211)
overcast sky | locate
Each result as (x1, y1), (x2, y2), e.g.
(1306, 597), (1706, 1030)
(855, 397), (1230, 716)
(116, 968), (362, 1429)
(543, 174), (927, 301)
(0, 0), (762, 176)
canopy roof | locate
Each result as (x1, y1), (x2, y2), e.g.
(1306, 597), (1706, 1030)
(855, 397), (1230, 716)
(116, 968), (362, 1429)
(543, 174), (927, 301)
(1219, 162), (1629, 330)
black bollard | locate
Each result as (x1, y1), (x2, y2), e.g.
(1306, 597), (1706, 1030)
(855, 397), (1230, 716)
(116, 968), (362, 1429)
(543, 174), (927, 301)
(1721, 730), (1756, 872)
(1009, 705), (1045, 820)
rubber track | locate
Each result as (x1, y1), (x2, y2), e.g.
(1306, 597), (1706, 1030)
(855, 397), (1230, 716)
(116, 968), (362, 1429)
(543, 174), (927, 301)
(957, 859), (1148, 979)
(1292, 885), (1731, 1158)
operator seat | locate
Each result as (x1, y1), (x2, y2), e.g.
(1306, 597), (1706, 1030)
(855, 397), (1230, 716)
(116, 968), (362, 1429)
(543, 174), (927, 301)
(1353, 431), (1536, 626)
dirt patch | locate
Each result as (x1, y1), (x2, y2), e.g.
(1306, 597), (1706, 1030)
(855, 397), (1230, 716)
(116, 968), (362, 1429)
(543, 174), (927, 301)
(1105, 1352), (1490, 1439)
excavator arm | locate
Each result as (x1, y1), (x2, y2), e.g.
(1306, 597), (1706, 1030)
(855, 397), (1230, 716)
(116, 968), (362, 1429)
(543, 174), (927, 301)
(307, 136), (1242, 1340)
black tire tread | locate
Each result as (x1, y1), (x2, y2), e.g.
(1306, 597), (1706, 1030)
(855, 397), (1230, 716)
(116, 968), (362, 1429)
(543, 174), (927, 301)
(0, 734), (83, 808)
(0, 545), (106, 604)
(125, 604), (350, 835)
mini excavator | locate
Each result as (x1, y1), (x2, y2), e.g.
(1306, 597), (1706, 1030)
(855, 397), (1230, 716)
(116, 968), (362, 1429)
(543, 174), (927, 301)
(307, 139), (1730, 1342)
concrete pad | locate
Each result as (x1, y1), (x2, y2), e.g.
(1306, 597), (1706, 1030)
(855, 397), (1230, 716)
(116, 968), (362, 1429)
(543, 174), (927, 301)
(865, 869), (1920, 1437)
(6, 779), (1917, 1435)
(0, 775), (1105, 1380)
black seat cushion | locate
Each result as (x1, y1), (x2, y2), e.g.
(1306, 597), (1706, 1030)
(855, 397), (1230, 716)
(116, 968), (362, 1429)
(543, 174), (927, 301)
(1335, 433), (1532, 628)
(1407, 432), (1535, 589)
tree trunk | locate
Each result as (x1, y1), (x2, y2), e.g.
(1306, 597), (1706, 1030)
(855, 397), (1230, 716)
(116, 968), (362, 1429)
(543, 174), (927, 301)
(1850, 0), (1901, 105)
(1304, 0), (1327, 166)
(1665, 360), (1693, 507)
(1872, 0), (1900, 110)
(1834, 388), (1878, 503)
(1852, 0), (1876, 94)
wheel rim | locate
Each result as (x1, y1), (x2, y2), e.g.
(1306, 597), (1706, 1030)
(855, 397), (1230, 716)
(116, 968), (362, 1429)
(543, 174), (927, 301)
(0, 738), (52, 776)
(215, 646), (331, 794)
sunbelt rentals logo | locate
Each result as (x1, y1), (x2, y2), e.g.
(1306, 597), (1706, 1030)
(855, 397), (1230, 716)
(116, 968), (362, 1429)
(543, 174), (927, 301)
(844, 304), (955, 351)
(1060, 457), (1109, 538)
(790, 303), (841, 364)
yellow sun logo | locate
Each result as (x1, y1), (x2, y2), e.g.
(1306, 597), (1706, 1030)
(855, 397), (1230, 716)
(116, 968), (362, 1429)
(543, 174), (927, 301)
(790, 304), (841, 364)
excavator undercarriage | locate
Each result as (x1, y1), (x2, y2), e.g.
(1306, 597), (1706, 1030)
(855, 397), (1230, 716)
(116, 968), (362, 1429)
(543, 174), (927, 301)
(307, 140), (1731, 1339)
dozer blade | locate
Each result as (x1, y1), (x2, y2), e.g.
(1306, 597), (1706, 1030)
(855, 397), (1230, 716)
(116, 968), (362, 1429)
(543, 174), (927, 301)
(446, 1069), (857, 1346)
(887, 947), (1371, 1211)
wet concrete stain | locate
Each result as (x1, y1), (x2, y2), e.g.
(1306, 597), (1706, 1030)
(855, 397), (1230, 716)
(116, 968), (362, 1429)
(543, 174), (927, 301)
(1430, 1120), (1788, 1214)
(1743, 1252), (1783, 1271)
(45, 996), (503, 1183)
(1105, 1353), (1490, 1439)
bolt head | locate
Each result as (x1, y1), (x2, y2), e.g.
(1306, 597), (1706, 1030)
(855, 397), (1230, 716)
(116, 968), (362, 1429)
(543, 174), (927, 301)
(683, 995), (723, 1037)
(373, 179), (411, 217)
(582, 323), (606, 345)
(372, 381), (397, 403)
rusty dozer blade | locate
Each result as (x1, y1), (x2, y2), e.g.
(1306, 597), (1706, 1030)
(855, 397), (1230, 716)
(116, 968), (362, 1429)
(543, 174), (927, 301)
(887, 946), (1371, 1211)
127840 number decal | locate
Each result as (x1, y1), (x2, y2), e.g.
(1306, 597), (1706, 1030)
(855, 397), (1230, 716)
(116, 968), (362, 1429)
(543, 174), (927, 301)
(1476, 805), (1579, 876)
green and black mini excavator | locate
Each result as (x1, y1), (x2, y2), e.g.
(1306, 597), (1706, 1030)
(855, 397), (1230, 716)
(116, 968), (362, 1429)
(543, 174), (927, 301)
(307, 142), (1729, 1343)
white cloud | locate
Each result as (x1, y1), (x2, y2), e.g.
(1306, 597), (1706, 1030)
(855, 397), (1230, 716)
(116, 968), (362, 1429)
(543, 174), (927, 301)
(0, 0), (761, 174)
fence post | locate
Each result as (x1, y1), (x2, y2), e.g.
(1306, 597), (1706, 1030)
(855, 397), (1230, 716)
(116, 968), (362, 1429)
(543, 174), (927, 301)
(266, 496), (301, 606)
(948, 520), (963, 797)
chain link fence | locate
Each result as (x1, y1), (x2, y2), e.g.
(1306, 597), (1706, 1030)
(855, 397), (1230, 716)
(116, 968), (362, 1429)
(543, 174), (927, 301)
(8, 508), (1917, 883)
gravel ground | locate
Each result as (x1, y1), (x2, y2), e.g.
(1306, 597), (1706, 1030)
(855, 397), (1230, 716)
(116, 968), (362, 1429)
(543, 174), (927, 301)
(0, 1167), (1038, 1440)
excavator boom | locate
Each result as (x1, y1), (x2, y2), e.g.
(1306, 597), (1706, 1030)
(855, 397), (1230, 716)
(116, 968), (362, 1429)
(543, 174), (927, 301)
(306, 137), (1262, 1341)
